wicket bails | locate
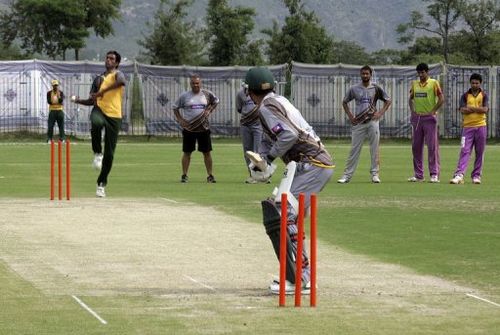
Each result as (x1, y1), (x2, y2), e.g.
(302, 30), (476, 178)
(50, 140), (71, 200)
(279, 192), (317, 307)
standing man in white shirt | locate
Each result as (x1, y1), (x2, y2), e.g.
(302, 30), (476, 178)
(173, 74), (219, 183)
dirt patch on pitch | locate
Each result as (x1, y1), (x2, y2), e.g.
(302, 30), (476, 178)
(0, 198), (476, 312)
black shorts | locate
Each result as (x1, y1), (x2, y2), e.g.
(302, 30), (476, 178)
(182, 129), (212, 153)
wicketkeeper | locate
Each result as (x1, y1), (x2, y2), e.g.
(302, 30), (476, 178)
(244, 67), (335, 295)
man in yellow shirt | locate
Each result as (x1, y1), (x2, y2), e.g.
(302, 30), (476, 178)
(73, 50), (125, 197)
(46, 79), (65, 142)
(449, 73), (489, 185)
(408, 63), (444, 183)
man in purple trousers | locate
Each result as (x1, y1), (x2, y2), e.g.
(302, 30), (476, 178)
(449, 73), (489, 185)
(407, 63), (445, 183)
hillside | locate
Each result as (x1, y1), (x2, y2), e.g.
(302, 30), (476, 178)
(1, 0), (422, 61)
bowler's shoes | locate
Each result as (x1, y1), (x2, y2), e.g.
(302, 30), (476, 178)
(371, 175), (381, 183)
(429, 175), (440, 183)
(269, 279), (311, 295)
(449, 174), (464, 184)
(92, 153), (103, 171)
(337, 176), (350, 184)
(472, 177), (481, 184)
(180, 174), (188, 183)
(96, 184), (106, 198)
(207, 175), (216, 183)
(245, 176), (258, 184)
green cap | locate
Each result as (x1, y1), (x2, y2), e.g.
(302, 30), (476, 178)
(245, 67), (275, 91)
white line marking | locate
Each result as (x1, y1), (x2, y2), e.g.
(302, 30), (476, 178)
(183, 275), (216, 291)
(466, 293), (500, 308)
(234, 305), (259, 310)
(71, 295), (108, 325)
(160, 198), (178, 204)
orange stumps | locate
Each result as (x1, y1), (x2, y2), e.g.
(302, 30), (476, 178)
(278, 192), (318, 308)
(66, 139), (71, 200)
(279, 193), (288, 307)
(58, 140), (62, 200)
(49, 140), (70, 201)
(294, 193), (305, 306)
(310, 193), (317, 307)
(50, 141), (55, 200)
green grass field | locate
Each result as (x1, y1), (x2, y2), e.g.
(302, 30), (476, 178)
(1, 138), (499, 334)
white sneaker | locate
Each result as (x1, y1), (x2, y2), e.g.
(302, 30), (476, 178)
(371, 175), (381, 183)
(245, 176), (258, 184)
(430, 175), (440, 183)
(337, 176), (350, 184)
(408, 176), (424, 182)
(269, 279), (310, 295)
(92, 154), (103, 171)
(472, 177), (481, 184)
(96, 184), (106, 198)
(449, 174), (464, 184)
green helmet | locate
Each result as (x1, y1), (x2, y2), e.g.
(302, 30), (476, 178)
(245, 67), (275, 91)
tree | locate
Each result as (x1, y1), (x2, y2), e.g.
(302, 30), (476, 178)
(369, 49), (403, 65)
(139, 0), (203, 65)
(240, 40), (265, 66)
(457, 0), (500, 64)
(331, 40), (370, 65)
(0, 0), (86, 59)
(263, 0), (334, 64)
(0, 42), (28, 60)
(396, 0), (464, 63)
(74, 0), (122, 60)
(83, 0), (121, 38)
(205, 0), (260, 66)
(0, 0), (121, 60)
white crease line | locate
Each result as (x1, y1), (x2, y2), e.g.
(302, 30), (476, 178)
(466, 293), (500, 308)
(71, 295), (108, 325)
(160, 198), (178, 203)
(183, 275), (216, 292)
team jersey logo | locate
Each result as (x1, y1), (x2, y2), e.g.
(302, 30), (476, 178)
(190, 104), (206, 109)
(271, 123), (284, 134)
(415, 92), (428, 98)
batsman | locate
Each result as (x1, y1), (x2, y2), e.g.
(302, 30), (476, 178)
(244, 67), (335, 295)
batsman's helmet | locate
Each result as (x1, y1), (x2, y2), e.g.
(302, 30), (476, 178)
(245, 67), (275, 91)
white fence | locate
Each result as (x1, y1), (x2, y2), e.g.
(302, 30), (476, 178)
(0, 60), (498, 138)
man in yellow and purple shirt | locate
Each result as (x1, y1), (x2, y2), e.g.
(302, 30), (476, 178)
(408, 63), (444, 183)
(449, 73), (489, 185)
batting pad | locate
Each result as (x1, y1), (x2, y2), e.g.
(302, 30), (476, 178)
(262, 199), (297, 284)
